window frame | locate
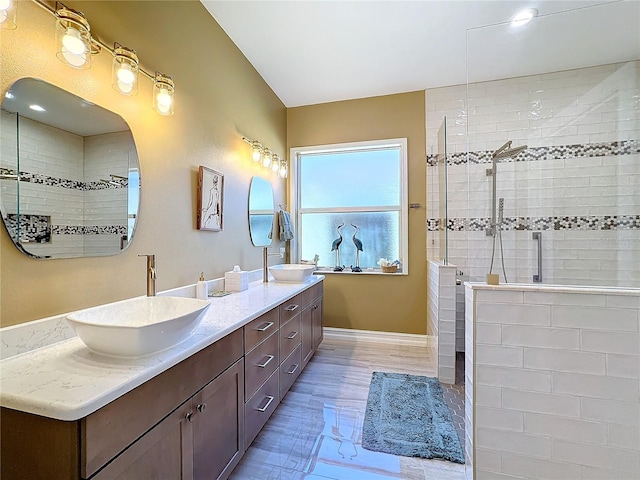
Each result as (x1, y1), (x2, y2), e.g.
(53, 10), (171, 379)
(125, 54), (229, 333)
(289, 138), (409, 275)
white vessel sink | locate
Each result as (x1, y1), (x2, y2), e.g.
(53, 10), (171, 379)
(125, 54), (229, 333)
(66, 296), (210, 358)
(269, 264), (316, 283)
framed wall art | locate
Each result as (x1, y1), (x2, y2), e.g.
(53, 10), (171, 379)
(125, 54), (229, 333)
(197, 166), (224, 231)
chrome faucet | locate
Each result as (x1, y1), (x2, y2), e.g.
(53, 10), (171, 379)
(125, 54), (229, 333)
(263, 247), (284, 283)
(138, 254), (157, 296)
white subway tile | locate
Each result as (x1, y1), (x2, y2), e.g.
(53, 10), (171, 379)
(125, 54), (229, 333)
(581, 398), (640, 425)
(476, 406), (524, 432)
(475, 447), (501, 473)
(581, 465), (640, 480)
(552, 371), (639, 401)
(476, 428), (552, 459)
(606, 354), (640, 379)
(476, 344), (523, 367)
(523, 291), (606, 307)
(502, 325), (580, 350)
(476, 385), (503, 407)
(552, 305), (638, 332)
(552, 438), (640, 474)
(503, 389), (581, 418)
(501, 452), (583, 479)
(476, 290), (525, 304)
(477, 365), (551, 392)
(476, 303), (551, 326)
(524, 348), (606, 375)
(606, 295), (640, 309)
(476, 470), (524, 480)
(524, 412), (607, 445)
(581, 331), (640, 355)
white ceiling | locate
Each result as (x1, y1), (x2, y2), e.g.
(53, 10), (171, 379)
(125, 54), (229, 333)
(202, 0), (640, 107)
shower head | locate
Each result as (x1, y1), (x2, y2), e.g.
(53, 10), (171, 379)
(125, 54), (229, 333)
(492, 140), (527, 160)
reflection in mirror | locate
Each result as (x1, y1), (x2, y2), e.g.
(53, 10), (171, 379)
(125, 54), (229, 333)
(248, 176), (274, 247)
(0, 78), (140, 258)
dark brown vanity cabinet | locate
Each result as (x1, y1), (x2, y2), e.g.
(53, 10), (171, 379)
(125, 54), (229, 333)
(1, 329), (245, 480)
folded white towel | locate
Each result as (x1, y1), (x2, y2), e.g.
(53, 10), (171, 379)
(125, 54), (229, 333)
(278, 209), (294, 241)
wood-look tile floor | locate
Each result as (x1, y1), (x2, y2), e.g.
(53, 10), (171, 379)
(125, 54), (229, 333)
(229, 335), (466, 480)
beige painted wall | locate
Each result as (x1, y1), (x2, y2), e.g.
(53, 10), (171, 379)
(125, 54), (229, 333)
(287, 93), (427, 335)
(0, 1), (286, 326)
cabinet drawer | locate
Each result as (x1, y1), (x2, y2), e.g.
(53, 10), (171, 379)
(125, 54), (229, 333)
(302, 282), (322, 307)
(244, 332), (279, 399)
(279, 314), (301, 360)
(279, 294), (302, 325)
(244, 307), (279, 352)
(244, 369), (279, 448)
(280, 344), (302, 400)
(81, 329), (243, 479)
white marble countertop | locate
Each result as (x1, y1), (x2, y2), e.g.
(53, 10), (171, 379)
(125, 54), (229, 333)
(0, 276), (323, 421)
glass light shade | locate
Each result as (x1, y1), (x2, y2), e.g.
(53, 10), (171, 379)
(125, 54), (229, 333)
(153, 72), (174, 116)
(271, 154), (280, 173)
(279, 160), (288, 178)
(251, 141), (262, 162)
(261, 148), (272, 168)
(55, 7), (92, 69)
(0, 0), (16, 30)
(112, 44), (139, 96)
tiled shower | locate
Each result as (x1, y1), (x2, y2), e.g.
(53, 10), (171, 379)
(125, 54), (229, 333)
(424, 6), (639, 478)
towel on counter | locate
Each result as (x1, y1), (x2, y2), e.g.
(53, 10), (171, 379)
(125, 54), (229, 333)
(278, 209), (294, 241)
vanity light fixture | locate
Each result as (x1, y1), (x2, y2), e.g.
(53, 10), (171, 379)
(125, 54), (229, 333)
(0, 0), (17, 30)
(55, 2), (92, 69)
(153, 72), (174, 116)
(278, 159), (288, 178)
(112, 43), (139, 96)
(271, 154), (281, 173)
(261, 148), (273, 168)
(511, 8), (538, 27)
(251, 140), (263, 162)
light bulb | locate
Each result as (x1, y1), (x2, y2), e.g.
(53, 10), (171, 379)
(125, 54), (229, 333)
(117, 80), (133, 94)
(62, 49), (87, 68)
(156, 88), (173, 114)
(279, 162), (287, 178)
(262, 149), (272, 168)
(0, 0), (10, 24)
(117, 63), (135, 85)
(251, 142), (262, 162)
(271, 157), (280, 173)
(62, 27), (86, 55)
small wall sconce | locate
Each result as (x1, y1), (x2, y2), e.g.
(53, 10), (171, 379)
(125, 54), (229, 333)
(242, 137), (287, 178)
(153, 72), (174, 116)
(112, 43), (139, 96)
(55, 3), (92, 69)
(0, 0), (17, 30)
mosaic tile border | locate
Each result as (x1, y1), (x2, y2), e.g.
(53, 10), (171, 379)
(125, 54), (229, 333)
(4, 214), (51, 243)
(428, 215), (640, 232)
(0, 168), (128, 190)
(426, 139), (639, 167)
(51, 225), (128, 235)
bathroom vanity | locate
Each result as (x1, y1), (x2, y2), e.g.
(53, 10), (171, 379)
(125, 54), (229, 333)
(0, 277), (323, 480)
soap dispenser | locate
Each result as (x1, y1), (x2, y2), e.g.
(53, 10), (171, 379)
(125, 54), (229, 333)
(196, 272), (208, 300)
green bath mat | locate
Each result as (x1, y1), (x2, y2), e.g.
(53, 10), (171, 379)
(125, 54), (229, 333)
(362, 372), (464, 464)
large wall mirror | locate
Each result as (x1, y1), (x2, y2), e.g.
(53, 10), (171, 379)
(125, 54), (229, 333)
(0, 78), (141, 258)
(248, 176), (274, 247)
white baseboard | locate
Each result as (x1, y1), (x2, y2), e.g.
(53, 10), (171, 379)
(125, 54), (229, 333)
(323, 327), (434, 347)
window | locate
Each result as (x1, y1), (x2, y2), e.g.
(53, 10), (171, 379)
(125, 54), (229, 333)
(290, 139), (408, 274)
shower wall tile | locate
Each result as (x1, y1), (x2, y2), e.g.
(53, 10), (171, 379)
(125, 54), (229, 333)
(468, 284), (640, 479)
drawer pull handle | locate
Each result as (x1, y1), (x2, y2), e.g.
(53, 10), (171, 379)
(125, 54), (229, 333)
(312, 304), (318, 310)
(185, 412), (193, 422)
(284, 304), (299, 312)
(256, 354), (275, 368)
(287, 364), (299, 375)
(256, 395), (275, 412)
(196, 403), (207, 413)
(286, 331), (299, 340)
(256, 322), (274, 332)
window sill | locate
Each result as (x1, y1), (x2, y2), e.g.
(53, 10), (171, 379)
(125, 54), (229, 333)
(313, 269), (406, 276)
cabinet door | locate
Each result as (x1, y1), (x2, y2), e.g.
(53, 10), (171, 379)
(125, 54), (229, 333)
(301, 304), (313, 367)
(192, 359), (244, 480)
(312, 296), (323, 350)
(92, 401), (192, 480)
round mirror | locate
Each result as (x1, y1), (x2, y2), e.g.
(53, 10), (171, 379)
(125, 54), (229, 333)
(0, 78), (141, 258)
(248, 176), (274, 247)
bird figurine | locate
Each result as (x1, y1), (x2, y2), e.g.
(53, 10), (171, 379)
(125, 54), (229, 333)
(351, 223), (363, 272)
(331, 223), (345, 272)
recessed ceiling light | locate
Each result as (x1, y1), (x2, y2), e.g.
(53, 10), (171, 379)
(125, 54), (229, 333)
(29, 104), (46, 112)
(511, 8), (538, 27)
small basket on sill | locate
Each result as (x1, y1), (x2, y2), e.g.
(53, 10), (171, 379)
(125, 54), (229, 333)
(381, 265), (398, 273)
